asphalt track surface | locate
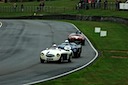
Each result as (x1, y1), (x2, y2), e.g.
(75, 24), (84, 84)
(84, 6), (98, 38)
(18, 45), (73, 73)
(0, 20), (98, 85)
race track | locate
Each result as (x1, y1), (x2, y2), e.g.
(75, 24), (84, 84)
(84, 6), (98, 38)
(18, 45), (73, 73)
(0, 20), (98, 85)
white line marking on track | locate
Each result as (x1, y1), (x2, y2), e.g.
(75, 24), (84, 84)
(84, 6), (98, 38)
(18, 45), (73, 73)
(0, 21), (2, 28)
(23, 22), (98, 85)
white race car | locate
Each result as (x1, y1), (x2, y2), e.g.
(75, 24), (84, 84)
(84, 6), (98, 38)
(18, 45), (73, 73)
(40, 44), (73, 63)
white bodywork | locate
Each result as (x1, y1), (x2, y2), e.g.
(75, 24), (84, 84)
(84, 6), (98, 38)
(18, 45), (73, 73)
(40, 46), (73, 63)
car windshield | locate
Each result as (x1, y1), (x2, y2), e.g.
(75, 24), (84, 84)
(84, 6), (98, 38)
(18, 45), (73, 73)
(61, 43), (70, 45)
(50, 46), (58, 49)
(71, 33), (81, 36)
(70, 43), (76, 46)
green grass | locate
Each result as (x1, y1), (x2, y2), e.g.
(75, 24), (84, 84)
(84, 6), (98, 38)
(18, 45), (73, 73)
(35, 21), (128, 85)
(0, 1), (39, 6)
(0, 0), (79, 6)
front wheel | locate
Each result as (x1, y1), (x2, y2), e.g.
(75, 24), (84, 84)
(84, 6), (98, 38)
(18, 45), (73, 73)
(78, 52), (81, 58)
(40, 58), (45, 63)
(58, 57), (63, 63)
(78, 48), (82, 57)
(82, 40), (85, 45)
(68, 56), (71, 62)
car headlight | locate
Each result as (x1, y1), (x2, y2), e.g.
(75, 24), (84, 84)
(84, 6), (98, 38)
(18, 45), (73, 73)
(56, 54), (61, 57)
(41, 53), (44, 56)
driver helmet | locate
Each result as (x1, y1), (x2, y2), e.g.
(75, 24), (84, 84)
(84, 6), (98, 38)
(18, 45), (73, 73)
(52, 43), (57, 48)
(76, 30), (81, 34)
(65, 40), (69, 43)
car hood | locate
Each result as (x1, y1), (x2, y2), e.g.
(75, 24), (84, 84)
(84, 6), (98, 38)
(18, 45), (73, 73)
(41, 48), (68, 55)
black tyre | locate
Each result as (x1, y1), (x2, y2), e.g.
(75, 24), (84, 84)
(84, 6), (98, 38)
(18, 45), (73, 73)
(40, 58), (45, 63)
(82, 40), (85, 45)
(78, 48), (82, 57)
(58, 57), (63, 63)
(68, 56), (71, 62)
(78, 52), (81, 57)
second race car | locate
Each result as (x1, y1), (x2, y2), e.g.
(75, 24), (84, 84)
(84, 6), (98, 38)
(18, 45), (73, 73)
(58, 40), (82, 58)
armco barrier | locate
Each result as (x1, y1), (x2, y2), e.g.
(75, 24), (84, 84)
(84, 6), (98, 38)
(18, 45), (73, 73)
(0, 15), (128, 25)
